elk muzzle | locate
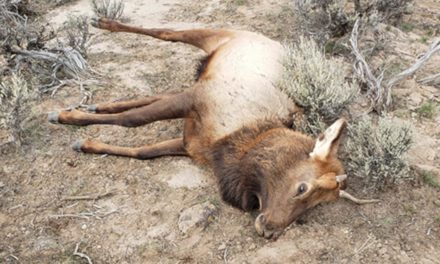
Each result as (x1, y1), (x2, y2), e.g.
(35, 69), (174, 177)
(254, 214), (284, 240)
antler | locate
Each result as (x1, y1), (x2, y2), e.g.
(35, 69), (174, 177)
(339, 190), (380, 205)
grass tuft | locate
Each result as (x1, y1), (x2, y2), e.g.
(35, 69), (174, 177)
(421, 170), (439, 188)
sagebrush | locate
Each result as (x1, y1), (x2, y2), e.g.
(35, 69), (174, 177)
(63, 15), (91, 57)
(0, 74), (36, 146)
(293, 0), (413, 46)
(279, 37), (358, 135)
(344, 116), (412, 191)
(91, 0), (124, 20)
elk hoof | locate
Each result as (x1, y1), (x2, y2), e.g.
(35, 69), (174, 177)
(91, 17), (115, 30)
(48, 111), (59, 123)
(90, 17), (102, 28)
(86, 104), (97, 113)
(71, 139), (85, 152)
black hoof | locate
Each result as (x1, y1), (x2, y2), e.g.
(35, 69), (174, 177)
(48, 111), (59, 123)
(71, 139), (85, 152)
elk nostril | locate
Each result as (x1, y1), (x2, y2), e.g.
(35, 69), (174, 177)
(257, 214), (266, 224)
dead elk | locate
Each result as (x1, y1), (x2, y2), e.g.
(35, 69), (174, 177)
(48, 18), (378, 239)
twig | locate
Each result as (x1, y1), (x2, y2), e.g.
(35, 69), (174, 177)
(49, 207), (120, 220)
(61, 189), (116, 201)
(73, 242), (93, 264)
(49, 213), (90, 220)
(354, 234), (375, 256)
(223, 246), (228, 264)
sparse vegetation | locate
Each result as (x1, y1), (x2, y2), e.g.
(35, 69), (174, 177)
(421, 170), (439, 188)
(293, 0), (412, 46)
(345, 116), (413, 191)
(400, 22), (415, 32)
(91, 0), (125, 20)
(415, 101), (437, 119)
(63, 15), (91, 57)
(293, 0), (354, 45)
(233, 0), (248, 5)
(279, 37), (358, 135)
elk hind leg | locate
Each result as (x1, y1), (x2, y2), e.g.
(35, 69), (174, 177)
(91, 17), (234, 53)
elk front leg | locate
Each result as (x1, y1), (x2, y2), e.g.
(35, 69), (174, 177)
(73, 138), (187, 159)
(48, 91), (192, 127)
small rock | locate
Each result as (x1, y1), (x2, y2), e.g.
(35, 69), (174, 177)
(218, 243), (226, 251)
(178, 202), (217, 234)
(378, 247), (388, 255)
(249, 243), (256, 250)
(66, 159), (76, 167)
(0, 182), (4, 188)
(81, 224), (87, 230)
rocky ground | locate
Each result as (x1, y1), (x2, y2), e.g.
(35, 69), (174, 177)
(1, 0), (439, 263)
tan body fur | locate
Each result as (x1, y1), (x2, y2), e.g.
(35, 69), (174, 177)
(186, 31), (297, 162)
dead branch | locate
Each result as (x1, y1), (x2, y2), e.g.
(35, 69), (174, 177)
(350, 19), (439, 112)
(11, 46), (98, 102)
(418, 72), (440, 87)
(350, 19), (385, 112)
(61, 189), (116, 201)
(387, 38), (440, 99)
(74, 242), (93, 264)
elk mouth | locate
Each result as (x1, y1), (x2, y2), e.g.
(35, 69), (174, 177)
(254, 214), (283, 240)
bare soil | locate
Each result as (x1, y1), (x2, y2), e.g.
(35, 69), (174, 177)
(1, 0), (439, 263)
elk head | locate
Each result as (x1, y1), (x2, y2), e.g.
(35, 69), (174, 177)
(253, 118), (377, 239)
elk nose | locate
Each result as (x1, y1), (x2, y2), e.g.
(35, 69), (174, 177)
(255, 214), (282, 239)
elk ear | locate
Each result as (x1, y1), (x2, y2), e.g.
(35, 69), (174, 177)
(310, 118), (347, 161)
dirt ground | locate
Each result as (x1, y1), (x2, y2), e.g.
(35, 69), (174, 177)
(1, 0), (440, 263)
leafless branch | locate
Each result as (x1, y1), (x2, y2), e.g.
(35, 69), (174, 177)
(350, 19), (439, 112)
(387, 38), (440, 93)
(73, 242), (93, 264)
(350, 19), (386, 112)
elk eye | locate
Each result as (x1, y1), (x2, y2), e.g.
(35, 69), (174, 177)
(297, 183), (307, 195)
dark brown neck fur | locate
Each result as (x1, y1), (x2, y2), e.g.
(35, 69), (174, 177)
(209, 120), (314, 211)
